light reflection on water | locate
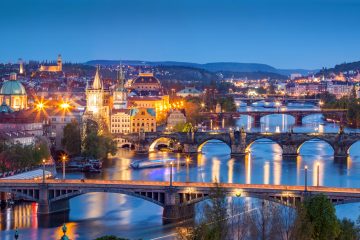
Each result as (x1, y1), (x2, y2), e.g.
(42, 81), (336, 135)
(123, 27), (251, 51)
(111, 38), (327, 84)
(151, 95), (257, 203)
(2, 105), (360, 239)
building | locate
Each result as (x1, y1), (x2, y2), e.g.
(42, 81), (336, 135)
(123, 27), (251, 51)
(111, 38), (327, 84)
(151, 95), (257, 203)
(83, 67), (111, 132)
(176, 87), (202, 97)
(167, 110), (186, 128)
(110, 109), (132, 147)
(46, 109), (82, 150)
(327, 81), (353, 98)
(0, 131), (35, 146)
(19, 58), (24, 75)
(130, 108), (156, 133)
(0, 74), (28, 111)
(128, 73), (162, 96)
(39, 54), (62, 72)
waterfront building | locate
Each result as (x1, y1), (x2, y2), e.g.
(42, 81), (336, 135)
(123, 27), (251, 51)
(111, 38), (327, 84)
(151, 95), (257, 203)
(110, 109), (132, 147)
(39, 54), (62, 72)
(83, 67), (110, 132)
(167, 109), (186, 128)
(0, 131), (35, 146)
(0, 73), (28, 111)
(130, 108), (156, 133)
(176, 87), (202, 97)
(327, 81), (353, 98)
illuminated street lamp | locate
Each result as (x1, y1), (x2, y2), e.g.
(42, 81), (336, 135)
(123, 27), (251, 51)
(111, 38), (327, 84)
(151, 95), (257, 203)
(42, 159), (46, 183)
(36, 102), (45, 111)
(169, 161), (173, 187)
(60, 102), (70, 110)
(62, 155), (68, 180)
(304, 165), (308, 192)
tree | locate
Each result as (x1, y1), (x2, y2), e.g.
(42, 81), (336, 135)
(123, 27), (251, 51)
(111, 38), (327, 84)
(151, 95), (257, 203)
(303, 194), (340, 240)
(337, 218), (360, 240)
(82, 131), (116, 159)
(62, 120), (81, 156)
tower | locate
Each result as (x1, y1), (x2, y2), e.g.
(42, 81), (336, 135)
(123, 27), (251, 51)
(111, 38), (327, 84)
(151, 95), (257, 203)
(19, 58), (24, 74)
(113, 64), (128, 109)
(57, 54), (62, 71)
(84, 66), (110, 133)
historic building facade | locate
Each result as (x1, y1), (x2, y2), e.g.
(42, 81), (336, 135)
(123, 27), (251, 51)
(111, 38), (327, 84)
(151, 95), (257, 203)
(39, 54), (62, 72)
(0, 73), (27, 111)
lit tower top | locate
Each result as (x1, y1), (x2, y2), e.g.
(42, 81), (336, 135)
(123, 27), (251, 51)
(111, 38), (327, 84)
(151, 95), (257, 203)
(92, 66), (103, 90)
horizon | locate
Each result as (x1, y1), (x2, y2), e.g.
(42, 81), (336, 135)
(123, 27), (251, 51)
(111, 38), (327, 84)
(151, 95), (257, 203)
(1, 0), (360, 69)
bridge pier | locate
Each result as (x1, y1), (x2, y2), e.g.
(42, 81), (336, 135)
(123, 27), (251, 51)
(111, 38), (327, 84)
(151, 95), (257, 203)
(282, 144), (298, 160)
(183, 143), (199, 154)
(253, 115), (261, 127)
(134, 143), (150, 154)
(295, 115), (303, 125)
(334, 145), (349, 162)
(37, 184), (69, 215)
(230, 144), (247, 157)
(163, 188), (195, 224)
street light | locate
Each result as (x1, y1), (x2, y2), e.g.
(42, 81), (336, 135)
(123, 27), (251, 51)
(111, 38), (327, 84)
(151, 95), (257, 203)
(304, 165), (308, 192)
(169, 161), (173, 187)
(42, 159), (46, 183)
(62, 155), (67, 180)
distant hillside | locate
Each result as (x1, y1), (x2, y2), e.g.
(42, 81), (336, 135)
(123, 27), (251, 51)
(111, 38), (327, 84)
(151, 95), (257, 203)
(86, 60), (314, 76)
(220, 71), (287, 80)
(321, 61), (360, 74)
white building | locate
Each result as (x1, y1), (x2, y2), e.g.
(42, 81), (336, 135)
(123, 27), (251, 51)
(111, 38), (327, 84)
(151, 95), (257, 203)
(110, 109), (132, 148)
(176, 87), (202, 97)
(167, 110), (186, 128)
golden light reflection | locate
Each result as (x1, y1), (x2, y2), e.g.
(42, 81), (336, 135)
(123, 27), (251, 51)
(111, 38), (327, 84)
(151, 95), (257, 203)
(263, 161), (270, 184)
(296, 156), (302, 184)
(54, 222), (77, 240)
(211, 157), (220, 182)
(227, 159), (234, 183)
(312, 161), (323, 186)
(245, 154), (251, 184)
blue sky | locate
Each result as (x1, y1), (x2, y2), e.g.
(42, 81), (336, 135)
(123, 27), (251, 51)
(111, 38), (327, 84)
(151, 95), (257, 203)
(0, 0), (359, 69)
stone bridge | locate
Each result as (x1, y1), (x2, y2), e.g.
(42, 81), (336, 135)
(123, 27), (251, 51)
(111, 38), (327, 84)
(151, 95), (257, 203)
(121, 130), (360, 161)
(231, 97), (321, 106)
(1, 179), (360, 223)
(203, 109), (347, 126)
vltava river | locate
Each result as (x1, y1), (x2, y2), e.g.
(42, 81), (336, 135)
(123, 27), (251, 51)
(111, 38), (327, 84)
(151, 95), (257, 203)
(1, 103), (360, 239)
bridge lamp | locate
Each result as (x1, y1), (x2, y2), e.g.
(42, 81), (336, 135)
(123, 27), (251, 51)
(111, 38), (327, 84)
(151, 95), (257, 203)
(169, 161), (174, 187)
(62, 155), (68, 180)
(42, 158), (46, 183)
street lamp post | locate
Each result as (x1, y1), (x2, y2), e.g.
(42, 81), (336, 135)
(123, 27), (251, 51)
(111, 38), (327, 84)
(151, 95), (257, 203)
(304, 165), (308, 192)
(42, 159), (46, 183)
(169, 162), (173, 187)
(62, 155), (67, 180)
(317, 163), (320, 187)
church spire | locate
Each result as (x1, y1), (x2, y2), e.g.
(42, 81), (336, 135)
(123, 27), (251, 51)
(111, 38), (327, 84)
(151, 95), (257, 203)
(92, 65), (102, 90)
(118, 63), (125, 90)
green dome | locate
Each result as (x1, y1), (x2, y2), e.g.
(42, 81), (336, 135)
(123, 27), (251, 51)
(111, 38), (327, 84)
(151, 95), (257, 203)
(0, 80), (26, 95)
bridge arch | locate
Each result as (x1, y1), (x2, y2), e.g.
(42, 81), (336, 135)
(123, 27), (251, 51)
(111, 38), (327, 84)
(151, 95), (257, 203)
(296, 137), (335, 155)
(245, 137), (283, 154)
(149, 137), (178, 152)
(197, 137), (231, 153)
(346, 140), (360, 156)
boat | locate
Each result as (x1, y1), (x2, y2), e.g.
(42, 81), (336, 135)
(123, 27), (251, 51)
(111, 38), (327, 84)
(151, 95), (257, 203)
(130, 159), (187, 169)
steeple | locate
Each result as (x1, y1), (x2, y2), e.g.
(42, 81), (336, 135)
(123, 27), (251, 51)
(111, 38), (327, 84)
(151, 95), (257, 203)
(117, 63), (125, 91)
(92, 66), (102, 90)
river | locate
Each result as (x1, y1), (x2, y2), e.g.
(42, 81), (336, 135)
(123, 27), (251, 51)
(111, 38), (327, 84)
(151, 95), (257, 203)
(1, 103), (360, 239)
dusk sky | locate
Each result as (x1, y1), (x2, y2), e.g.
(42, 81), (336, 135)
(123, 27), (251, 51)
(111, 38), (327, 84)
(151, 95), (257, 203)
(1, 0), (360, 69)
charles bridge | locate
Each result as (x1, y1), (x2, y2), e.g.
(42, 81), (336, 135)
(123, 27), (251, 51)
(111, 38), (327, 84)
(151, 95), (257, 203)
(121, 130), (360, 161)
(1, 179), (360, 223)
(203, 109), (347, 126)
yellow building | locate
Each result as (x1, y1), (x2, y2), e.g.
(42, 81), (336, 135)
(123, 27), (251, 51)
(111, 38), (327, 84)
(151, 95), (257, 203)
(0, 73), (27, 111)
(39, 54), (62, 72)
(130, 108), (156, 133)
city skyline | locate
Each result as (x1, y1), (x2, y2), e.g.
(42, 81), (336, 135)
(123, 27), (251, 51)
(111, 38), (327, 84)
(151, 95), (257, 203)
(1, 0), (360, 69)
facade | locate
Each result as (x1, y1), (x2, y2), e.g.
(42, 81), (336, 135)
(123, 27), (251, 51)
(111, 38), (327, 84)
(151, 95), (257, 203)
(83, 67), (110, 132)
(167, 110), (186, 128)
(128, 73), (162, 95)
(39, 54), (62, 72)
(327, 81), (353, 98)
(130, 108), (156, 133)
(176, 87), (202, 97)
(0, 131), (35, 146)
(0, 73), (27, 111)
(47, 109), (82, 150)
(110, 109), (132, 147)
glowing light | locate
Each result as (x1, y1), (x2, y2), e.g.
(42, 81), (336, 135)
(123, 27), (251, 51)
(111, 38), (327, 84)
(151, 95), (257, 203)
(60, 102), (70, 110)
(36, 102), (45, 110)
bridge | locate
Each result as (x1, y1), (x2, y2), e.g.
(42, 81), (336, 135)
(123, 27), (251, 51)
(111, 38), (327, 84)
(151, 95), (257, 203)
(232, 97), (321, 106)
(202, 109), (347, 126)
(121, 130), (359, 161)
(1, 179), (360, 223)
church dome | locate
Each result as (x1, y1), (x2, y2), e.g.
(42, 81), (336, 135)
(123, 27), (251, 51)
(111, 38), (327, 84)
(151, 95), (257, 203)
(0, 80), (26, 95)
(132, 73), (160, 84)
